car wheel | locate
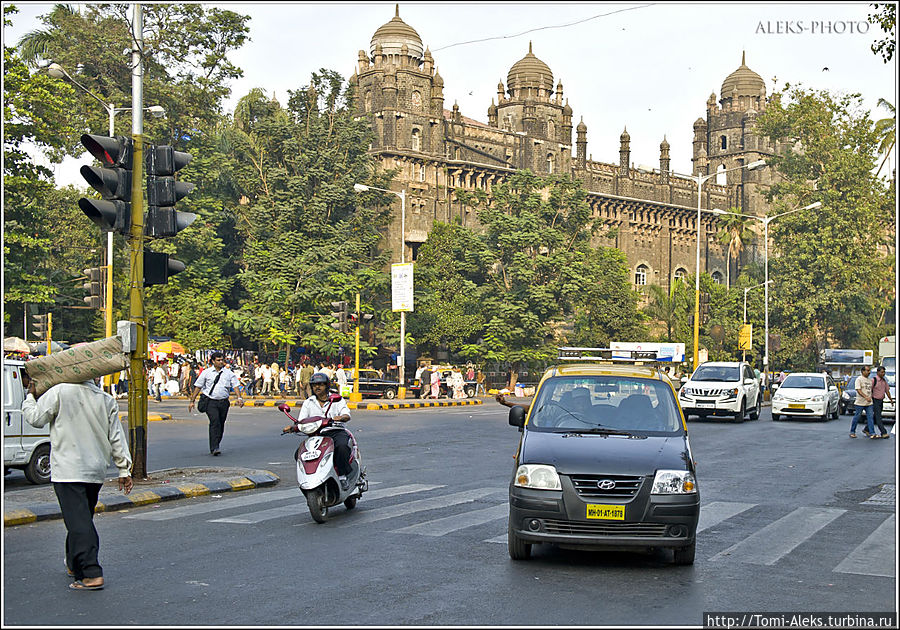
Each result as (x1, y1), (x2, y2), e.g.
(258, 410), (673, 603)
(749, 394), (761, 420)
(734, 400), (745, 423)
(508, 523), (532, 560)
(24, 444), (51, 485)
(772, 413), (781, 422)
(465, 386), (476, 398)
(672, 541), (696, 565)
(831, 404), (839, 420)
(383, 388), (397, 400)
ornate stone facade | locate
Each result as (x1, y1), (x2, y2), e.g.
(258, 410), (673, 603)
(353, 7), (779, 292)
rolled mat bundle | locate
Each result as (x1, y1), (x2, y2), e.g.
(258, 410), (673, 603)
(24, 336), (129, 396)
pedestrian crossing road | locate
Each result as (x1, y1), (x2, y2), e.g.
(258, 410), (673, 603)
(121, 481), (895, 578)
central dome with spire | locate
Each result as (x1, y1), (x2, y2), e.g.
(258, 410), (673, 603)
(507, 42), (554, 92)
(370, 4), (424, 61)
(720, 51), (765, 99)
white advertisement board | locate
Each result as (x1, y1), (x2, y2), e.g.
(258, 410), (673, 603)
(610, 341), (685, 362)
(391, 263), (414, 312)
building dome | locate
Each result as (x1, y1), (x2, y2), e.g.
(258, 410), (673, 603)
(370, 5), (424, 61)
(507, 42), (553, 92)
(720, 51), (765, 99)
(576, 117), (587, 132)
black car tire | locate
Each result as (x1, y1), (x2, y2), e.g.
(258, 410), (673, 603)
(749, 395), (761, 420)
(383, 388), (397, 400)
(24, 444), (51, 485)
(465, 386), (476, 398)
(831, 405), (839, 420)
(672, 541), (696, 565)
(772, 413), (781, 421)
(734, 400), (745, 423)
(508, 523), (532, 560)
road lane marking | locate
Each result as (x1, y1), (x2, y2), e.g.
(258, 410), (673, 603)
(833, 514), (896, 577)
(390, 503), (508, 536)
(123, 488), (303, 520)
(337, 488), (505, 527)
(709, 506), (846, 565)
(484, 534), (507, 544)
(209, 484), (444, 524)
(697, 501), (756, 532)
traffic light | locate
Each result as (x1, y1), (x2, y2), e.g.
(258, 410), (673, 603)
(143, 250), (186, 287)
(700, 292), (710, 324)
(83, 267), (106, 308)
(145, 144), (197, 237)
(330, 301), (349, 333)
(78, 134), (133, 233)
(32, 313), (49, 339)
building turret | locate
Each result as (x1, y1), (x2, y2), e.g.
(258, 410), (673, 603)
(423, 47), (433, 74)
(659, 136), (670, 184)
(488, 99), (498, 127)
(431, 68), (444, 114)
(576, 117), (587, 168)
(555, 79), (564, 105)
(497, 80), (505, 104)
(619, 127), (631, 176)
(692, 117), (708, 175)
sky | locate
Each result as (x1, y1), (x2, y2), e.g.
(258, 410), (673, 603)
(3, 1), (897, 185)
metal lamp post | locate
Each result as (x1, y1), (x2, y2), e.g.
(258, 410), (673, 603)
(672, 159), (766, 372)
(712, 201), (822, 387)
(353, 183), (408, 398)
(46, 62), (164, 390)
(742, 280), (771, 362)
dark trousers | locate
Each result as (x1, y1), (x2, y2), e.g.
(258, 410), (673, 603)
(327, 429), (352, 476)
(873, 398), (888, 435)
(54, 482), (103, 580)
(206, 398), (230, 452)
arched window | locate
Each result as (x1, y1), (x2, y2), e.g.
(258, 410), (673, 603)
(720, 135), (727, 150)
(716, 163), (727, 186)
(547, 153), (554, 174)
(548, 119), (555, 139)
(364, 91), (372, 112)
(674, 268), (687, 284)
(635, 264), (649, 286)
(711, 271), (724, 285)
(411, 128), (421, 151)
(419, 164), (426, 182)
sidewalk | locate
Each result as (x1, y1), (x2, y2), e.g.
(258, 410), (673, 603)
(4, 466), (279, 527)
(154, 394), (485, 410)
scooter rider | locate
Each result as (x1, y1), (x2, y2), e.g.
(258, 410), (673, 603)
(285, 372), (354, 490)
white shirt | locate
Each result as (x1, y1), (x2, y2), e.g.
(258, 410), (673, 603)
(152, 366), (167, 385)
(23, 382), (132, 483)
(194, 367), (242, 400)
(336, 367), (347, 388)
(299, 395), (351, 423)
(260, 365), (272, 382)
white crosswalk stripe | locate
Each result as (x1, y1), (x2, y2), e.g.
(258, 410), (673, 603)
(124, 488), (303, 521)
(709, 506), (846, 565)
(337, 487), (505, 526)
(833, 514), (896, 577)
(391, 503), (508, 536)
(697, 501), (755, 532)
(209, 484), (444, 524)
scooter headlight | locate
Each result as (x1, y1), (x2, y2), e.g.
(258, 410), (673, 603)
(300, 420), (322, 434)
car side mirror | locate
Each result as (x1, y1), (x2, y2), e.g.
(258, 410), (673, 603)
(829, 385), (837, 391)
(508, 405), (525, 430)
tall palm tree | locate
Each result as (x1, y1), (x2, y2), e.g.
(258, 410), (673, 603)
(15, 4), (78, 67)
(643, 284), (679, 341)
(875, 98), (895, 177)
(715, 210), (753, 289)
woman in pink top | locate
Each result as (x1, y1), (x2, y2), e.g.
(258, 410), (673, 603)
(871, 366), (893, 439)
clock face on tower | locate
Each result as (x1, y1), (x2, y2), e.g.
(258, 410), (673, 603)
(411, 90), (422, 109)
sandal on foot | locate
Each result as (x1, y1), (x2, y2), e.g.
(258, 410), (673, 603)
(849, 433), (857, 438)
(69, 579), (104, 591)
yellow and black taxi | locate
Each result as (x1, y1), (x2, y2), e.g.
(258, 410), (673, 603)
(506, 348), (699, 564)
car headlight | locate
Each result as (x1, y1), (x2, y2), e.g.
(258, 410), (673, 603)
(651, 470), (697, 494)
(514, 464), (562, 490)
(811, 395), (825, 402)
(841, 391), (852, 400)
(772, 393), (784, 402)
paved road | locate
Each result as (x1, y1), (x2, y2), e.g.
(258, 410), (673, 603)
(3, 404), (895, 625)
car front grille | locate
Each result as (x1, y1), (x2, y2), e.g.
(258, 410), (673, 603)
(541, 519), (669, 537)
(569, 474), (644, 499)
(682, 387), (735, 397)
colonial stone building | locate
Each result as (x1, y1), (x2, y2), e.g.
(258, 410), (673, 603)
(353, 7), (781, 292)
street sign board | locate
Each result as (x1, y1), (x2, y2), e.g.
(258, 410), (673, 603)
(391, 263), (414, 312)
(611, 342), (685, 362)
(739, 324), (753, 350)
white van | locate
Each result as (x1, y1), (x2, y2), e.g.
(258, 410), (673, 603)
(3, 358), (52, 483)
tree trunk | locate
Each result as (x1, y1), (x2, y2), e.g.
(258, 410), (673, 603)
(507, 362), (520, 390)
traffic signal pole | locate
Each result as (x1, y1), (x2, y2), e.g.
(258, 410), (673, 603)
(128, 3), (149, 479)
(351, 293), (362, 402)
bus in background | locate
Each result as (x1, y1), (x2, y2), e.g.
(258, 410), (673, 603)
(877, 335), (895, 420)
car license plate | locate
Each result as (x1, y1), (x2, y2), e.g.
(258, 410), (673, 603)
(586, 504), (625, 520)
(696, 402), (715, 409)
(788, 403), (805, 409)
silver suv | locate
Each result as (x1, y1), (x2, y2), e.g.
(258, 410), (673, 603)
(678, 361), (761, 422)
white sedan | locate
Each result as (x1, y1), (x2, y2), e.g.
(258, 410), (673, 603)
(771, 372), (840, 422)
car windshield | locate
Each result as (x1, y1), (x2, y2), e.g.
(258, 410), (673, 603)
(882, 357), (895, 372)
(528, 375), (682, 434)
(691, 365), (740, 381)
(780, 375), (825, 390)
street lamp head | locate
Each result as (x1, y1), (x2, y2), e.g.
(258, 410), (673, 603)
(747, 159), (766, 170)
(353, 183), (369, 193)
(47, 63), (66, 79)
(802, 201), (823, 211)
(711, 208), (726, 215)
(146, 105), (166, 119)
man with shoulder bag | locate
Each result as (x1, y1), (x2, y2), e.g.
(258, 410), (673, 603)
(188, 352), (245, 455)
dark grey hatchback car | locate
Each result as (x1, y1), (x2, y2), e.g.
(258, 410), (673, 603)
(507, 361), (699, 564)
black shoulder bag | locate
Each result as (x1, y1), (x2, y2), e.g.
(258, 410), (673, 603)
(197, 370), (225, 413)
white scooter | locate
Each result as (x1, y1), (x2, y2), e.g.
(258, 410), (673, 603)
(278, 396), (367, 523)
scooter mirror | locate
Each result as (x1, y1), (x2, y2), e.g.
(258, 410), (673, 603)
(328, 393), (343, 403)
(277, 403), (291, 412)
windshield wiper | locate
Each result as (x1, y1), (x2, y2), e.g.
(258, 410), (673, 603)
(559, 427), (636, 437)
